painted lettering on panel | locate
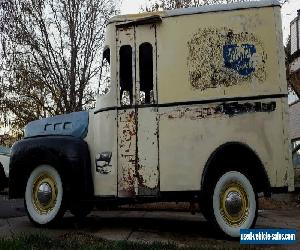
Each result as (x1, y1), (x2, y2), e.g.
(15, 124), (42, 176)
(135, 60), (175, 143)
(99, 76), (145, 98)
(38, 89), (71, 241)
(223, 44), (256, 76)
(187, 28), (266, 90)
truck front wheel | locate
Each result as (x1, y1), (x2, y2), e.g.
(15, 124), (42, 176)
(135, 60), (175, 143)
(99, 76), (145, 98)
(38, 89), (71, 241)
(211, 171), (258, 237)
(25, 165), (65, 226)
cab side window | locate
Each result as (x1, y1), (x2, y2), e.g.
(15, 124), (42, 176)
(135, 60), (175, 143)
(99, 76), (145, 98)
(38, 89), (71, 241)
(99, 47), (111, 95)
(119, 45), (133, 106)
(139, 43), (153, 104)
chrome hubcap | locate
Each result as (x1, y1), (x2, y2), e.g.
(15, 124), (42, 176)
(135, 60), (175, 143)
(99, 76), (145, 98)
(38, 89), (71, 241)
(37, 182), (52, 206)
(219, 181), (249, 227)
(225, 191), (243, 216)
(32, 173), (57, 214)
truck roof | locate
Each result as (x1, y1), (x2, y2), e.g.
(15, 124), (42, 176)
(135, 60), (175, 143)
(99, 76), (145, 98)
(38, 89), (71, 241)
(109, 0), (281, 24)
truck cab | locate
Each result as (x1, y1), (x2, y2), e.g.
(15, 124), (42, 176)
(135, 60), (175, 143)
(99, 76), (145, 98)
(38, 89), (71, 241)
(9, 0), (293, 238)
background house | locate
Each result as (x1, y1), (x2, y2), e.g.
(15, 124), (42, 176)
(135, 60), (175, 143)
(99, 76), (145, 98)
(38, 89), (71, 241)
(289, 100), (300, 188)
(290, 10), (300, 94)
(289, 11), (300, 187)
(289, 100), (300, 146)
(290, 10), (300, 145)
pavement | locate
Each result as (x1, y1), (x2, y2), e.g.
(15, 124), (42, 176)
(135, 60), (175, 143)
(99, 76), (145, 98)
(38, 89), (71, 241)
(0, 194), (300, 249)
(0, 194), (25, 218)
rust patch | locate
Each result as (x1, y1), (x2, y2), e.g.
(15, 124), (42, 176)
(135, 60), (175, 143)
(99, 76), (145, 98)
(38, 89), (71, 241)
(187, 27), (267, 91)
(137, 162), (158, 184)
(118, 110), (137, 197)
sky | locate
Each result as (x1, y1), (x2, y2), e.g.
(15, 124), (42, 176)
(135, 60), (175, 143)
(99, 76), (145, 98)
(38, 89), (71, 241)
(281, 0), (299, 43)
(120, 0), (147, 14)
(120, 0), (299, 44)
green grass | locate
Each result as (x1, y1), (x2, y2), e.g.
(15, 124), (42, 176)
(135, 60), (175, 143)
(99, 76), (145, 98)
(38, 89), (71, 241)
(0, 233), (281, 250)
(1, 234), (176, 250)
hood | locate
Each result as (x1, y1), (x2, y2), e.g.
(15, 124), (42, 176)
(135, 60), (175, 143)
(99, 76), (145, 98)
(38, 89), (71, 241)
(24, 111), (89, 139)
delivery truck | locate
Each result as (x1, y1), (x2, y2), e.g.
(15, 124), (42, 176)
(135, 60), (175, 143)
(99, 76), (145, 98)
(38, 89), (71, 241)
(9, 0), (293, 237)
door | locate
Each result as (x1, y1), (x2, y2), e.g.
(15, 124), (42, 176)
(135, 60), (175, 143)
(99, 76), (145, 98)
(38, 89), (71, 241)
(117, 26), (137, 197)
(135, 24), (159, 196)
(117, 23), (159, 197)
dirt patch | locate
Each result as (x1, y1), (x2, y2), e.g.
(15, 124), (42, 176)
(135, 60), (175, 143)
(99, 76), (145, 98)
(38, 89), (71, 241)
(58, 232), (100, 245)
(259, 197), (299, 210)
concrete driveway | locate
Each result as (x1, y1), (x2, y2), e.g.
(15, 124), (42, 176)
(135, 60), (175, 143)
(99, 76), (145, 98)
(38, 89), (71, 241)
(0, 194), (25, 218)
(0, 194), (299, 249)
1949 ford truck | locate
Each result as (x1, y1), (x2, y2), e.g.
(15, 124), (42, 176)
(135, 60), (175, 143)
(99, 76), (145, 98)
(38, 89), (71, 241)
(9, 0), (294, 237)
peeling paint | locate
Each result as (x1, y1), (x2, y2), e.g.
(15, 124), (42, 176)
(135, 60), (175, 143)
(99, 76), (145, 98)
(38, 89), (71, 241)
(137, 108), (159, 196)
(117, 107), (159, 196)
(187, 27), (267, 90)
(118, 109), (137, 197)
(160, 101), (276, 120)
(223, 43), (256, 76)
(95, 152), (113, 175)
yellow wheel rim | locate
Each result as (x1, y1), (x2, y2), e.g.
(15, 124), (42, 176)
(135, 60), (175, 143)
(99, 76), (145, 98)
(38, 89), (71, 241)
(32, 172), (58, 214)
(219, 181), (249, 227)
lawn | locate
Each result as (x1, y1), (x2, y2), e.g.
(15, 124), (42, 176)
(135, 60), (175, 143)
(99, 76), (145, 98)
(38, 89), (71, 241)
(0, 233), (281, 250)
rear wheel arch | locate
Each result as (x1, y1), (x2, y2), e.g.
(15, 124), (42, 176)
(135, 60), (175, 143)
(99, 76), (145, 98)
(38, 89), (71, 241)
(201, 142), (271, 194)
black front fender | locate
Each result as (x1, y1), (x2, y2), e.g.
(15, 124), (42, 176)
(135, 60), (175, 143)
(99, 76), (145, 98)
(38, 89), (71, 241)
(9, 136), (93, 200)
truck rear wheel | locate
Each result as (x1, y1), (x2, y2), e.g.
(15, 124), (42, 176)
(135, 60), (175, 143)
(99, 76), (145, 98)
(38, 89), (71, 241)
(212, 171), (257, 237)
(25, 165), (65, 226)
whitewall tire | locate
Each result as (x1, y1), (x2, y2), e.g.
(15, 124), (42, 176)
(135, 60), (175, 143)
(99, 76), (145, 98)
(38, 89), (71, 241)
(25, 165), (65, 225)
(212, 171), (257, 237)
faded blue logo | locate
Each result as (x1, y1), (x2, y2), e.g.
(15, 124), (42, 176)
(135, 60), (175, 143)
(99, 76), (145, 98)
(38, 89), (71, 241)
(223, 44), (256, 76)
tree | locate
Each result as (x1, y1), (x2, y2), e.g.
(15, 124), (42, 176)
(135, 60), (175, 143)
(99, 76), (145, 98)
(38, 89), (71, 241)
(0, 0), (118, 132)
(144, 0), (289, 11)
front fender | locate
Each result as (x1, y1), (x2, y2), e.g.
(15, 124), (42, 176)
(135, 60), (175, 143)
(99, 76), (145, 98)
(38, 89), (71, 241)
(9, 136), (93, 200)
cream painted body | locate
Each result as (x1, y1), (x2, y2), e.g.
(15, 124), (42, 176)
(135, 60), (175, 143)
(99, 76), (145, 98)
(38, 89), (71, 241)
(85, 1), (294, 197)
